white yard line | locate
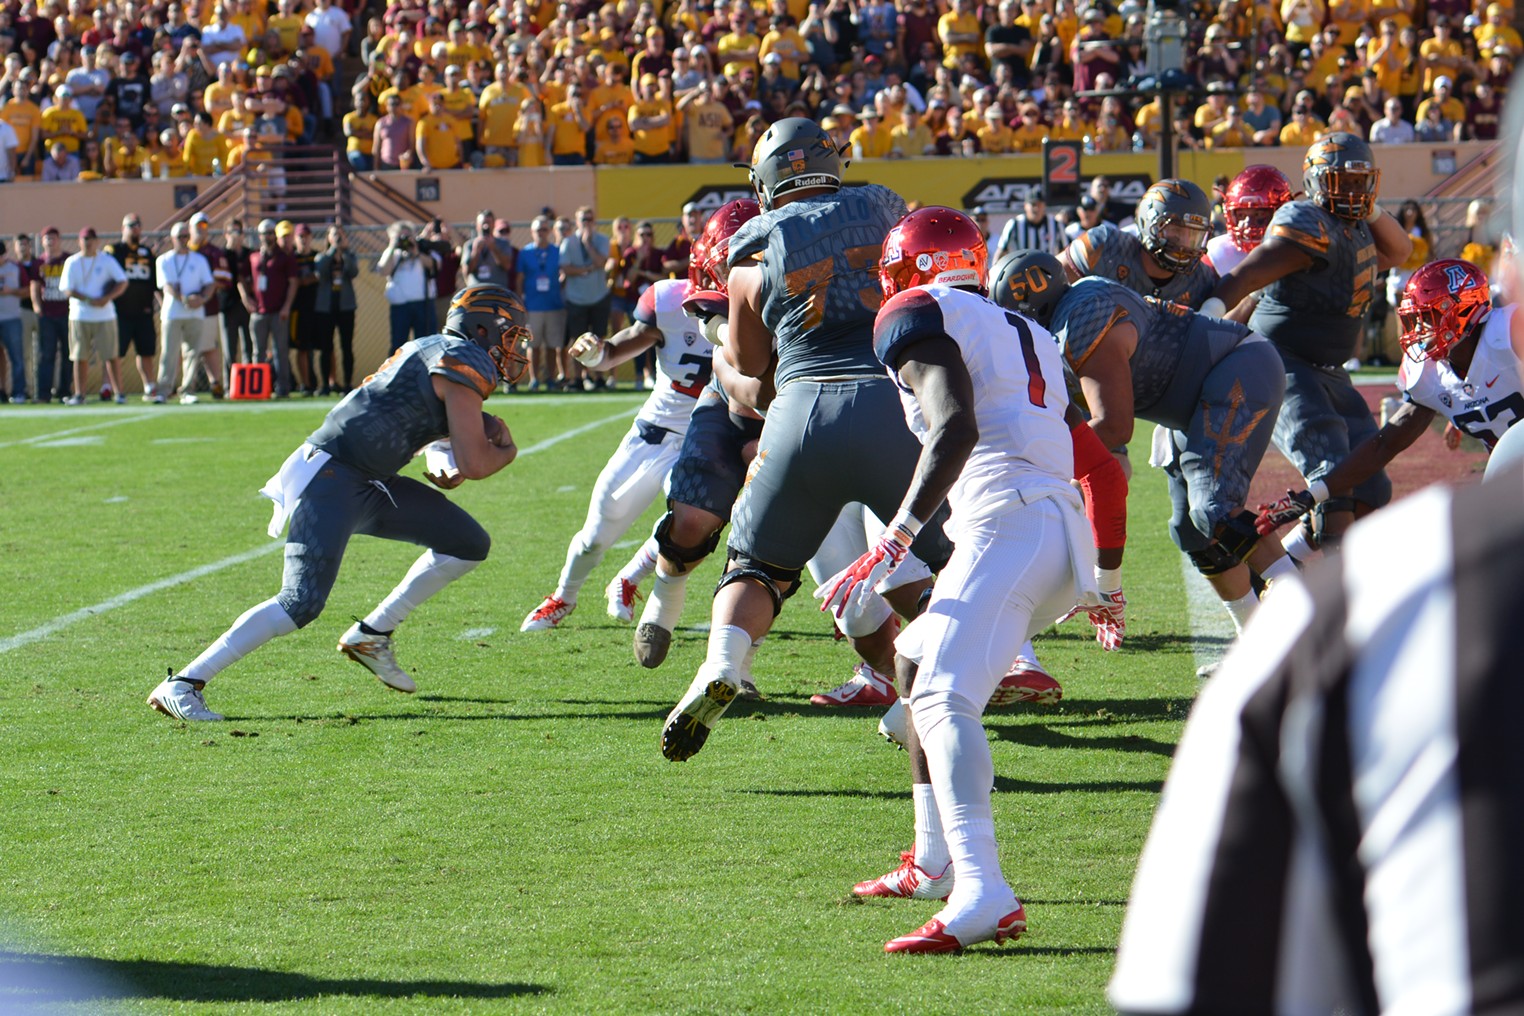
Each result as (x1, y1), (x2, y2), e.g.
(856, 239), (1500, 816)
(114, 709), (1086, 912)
(1180, 559), (1236, 675)
(0, 412), (158, 450)
(0, 406), (636, 656)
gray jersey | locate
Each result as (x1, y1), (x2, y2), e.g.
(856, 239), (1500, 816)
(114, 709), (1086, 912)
(1051, 276), (1253, 431)
(1250, 200), (1378, 367)
(1062, 222), (1219, 308)
(307, 333), (499, 479)
(727, 183), (907, 389)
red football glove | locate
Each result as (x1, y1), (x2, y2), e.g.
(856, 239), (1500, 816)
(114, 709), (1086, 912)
(815, 521), (917, 620)
(1254, 488), (1316, 535)
(1060, 588), (1126, 651)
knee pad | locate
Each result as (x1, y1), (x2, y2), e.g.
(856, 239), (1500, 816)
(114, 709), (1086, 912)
(915, 586), (934, 618)
(1310, 497), (1358, 550)
(1212, 512), (1261, 563)
(907, 687), (983, 743)
(836, 589), (894, 639)
(1187, 542), (1241, 577)
(654, 509), (722, 566)
(715, 551), (802, 618)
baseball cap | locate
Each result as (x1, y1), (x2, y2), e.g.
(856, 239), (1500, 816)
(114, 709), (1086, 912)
(190, 212), (211, 227)
(1436, 75), (1454, 88)
(257, 218), (277, 234)
(79, 227), (98, 240)
(42, 225), (59, 236)
(831, 103), (856, 117)
(56, 85), (72, 98)
(763, 52), (782, 64)
(1084, 8), (1105, 20)
(673, 47), (689, 58)
(276, 220), (295, 236)
(1028, 186), (1046, 202)
(862, 106), (880, 118)
(1079, 195), (1099, 210)
(682, 201), (699, 213)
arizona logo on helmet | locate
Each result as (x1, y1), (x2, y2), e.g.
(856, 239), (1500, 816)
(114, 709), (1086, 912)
(1445, 262), (1476, 293)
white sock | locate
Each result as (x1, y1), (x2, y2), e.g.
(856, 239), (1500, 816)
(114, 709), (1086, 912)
(553, 527), (605, 604)
(1258, 554), (1298, 586)
(617, 539), (660, 587)
(364, 551), (480, 633)
(640, 567), (688, 631)
(1013, 640), (1038, 667)
(180, 597), (297, 685)
(740, 637), (764, 683)
(1223, 590), (1259, 635)
(701, 623), (753, 683)
(913, 782), (951, 875)
(914, 691), (1013, 920)
(1282, 525), (1318, 564)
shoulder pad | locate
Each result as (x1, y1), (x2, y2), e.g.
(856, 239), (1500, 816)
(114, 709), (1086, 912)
(1267, 200), (1333, 258)
(430, 337), (500, 398)
(873, 287), (947, 369)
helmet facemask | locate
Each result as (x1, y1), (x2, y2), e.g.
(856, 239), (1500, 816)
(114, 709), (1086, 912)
(1310, 164), (1380, 221)
(1143, 217), (1209, 274)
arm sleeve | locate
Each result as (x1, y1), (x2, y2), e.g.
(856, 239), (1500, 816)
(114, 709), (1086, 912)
(873, 288), (947, 369)
(1072, 418), (1128, 551)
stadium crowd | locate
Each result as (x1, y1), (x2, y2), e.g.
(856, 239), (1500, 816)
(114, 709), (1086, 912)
(0, 0), (1517, 180)
(0, 201), (713, 401)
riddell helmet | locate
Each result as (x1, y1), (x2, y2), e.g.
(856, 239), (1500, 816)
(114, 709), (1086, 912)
(1396, 259), (1493, 362)
(444, 284), (532, 384)
(1223, 164), (1293, 252)
(989, 250), (1068, 327)
(745, 116), (843, 212)
(687, 198), (761, 297)
(1136, 179), (1212, 274)
(879, 206), (988, 299)
(1304, 131), (1381, 221)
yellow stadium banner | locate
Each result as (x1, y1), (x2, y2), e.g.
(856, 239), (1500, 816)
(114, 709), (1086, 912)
(593, 150), (1250, 220)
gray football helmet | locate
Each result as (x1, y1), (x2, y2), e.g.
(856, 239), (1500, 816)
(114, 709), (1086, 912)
(1135, 178), (1212, 274)
(744, 117), (844, 212)
(990, 250), (1068, 327)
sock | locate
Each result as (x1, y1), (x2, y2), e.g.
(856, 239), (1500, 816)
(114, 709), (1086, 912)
(1282, 525), (1317, 563)
(617, 539), (660, 587)
(1012, 640), (1038, 667)
(640, 566), (688, 632)
(914, 691), (1012, 920)
(364, 551), (480, 633)
(699, 624), (753, 683)
(912, 782), (951, 875)
(1258, 554), (1298, 586)
(1223, 590), (1259, 635)
(554, 522), (611, 603)
(740, 637), (764, 684)
(180, 598), (298, 685)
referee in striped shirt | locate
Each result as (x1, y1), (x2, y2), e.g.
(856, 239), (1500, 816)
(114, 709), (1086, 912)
(1110, 463), (1524, 1014)
(992, 188), (1063, 262)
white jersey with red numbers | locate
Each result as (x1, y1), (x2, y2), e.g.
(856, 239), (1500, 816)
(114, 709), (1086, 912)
(1203, 232), (1250, 277)
(1399, 304), (1523, 450)
(631, 278), (715, 434)
(873, 283), (1074, 526)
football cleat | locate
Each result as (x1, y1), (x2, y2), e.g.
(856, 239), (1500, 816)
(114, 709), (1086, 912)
(884, 904), (1027, 954)
(605, 577), (641, 623)
(737, 677), (764, 701)
(988, 661), (1062, 708)
(879, 698), (908, 749)
(337, 623), (416, 693)
(809, 662), (898, 707)
(633, 622), (672, 668)
(147, 670), (224, 722)
(661, 669), (739, 761)
(854, 851), (954, 901)
(521, 596), (574, 632)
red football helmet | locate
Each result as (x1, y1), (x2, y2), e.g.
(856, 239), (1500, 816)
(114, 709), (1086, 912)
(879, 206), (988, 299)
(686, 198), (761, 298)
(1397, 258), (1493, 362)
(1223, 164), (1293, 252)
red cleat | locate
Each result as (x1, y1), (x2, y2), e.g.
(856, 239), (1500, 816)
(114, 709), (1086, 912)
(884, 905), (1027, 954)
(988, 662), (1062, 708)
(852, 851), (953, 900)
(810, 662), (898, 707)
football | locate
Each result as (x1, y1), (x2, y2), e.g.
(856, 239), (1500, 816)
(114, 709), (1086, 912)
(483, 413), (509, 446)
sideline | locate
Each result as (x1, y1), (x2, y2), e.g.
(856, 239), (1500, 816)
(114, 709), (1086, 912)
(0, 406), (637, 655)
(1180, 560), (1236, 677)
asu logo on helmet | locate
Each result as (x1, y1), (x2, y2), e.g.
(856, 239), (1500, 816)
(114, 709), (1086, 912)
(743, 117), (845, 211)
(445, 284), (533, 383)
(1303, 132), (1381, 221)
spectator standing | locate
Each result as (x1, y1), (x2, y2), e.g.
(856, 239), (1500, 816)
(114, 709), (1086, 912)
(288, 223), (321, 395)
(3, 79), (44, 178)
(606, 217), (637, 334)
(60, 226), (128, 405)
(676, 79), (734, 163)
(662, 203), (705, 278)
(221, 219), (253, 369)
(41, 141), (82, 182)
(0, 116), (17, 183)
(629, 73), (675, 163)
(372, 93), (413, 170)
(415, 90), (462, 170)
(516, 215), (565, 391)
(477, 62), (529, 168)
(1370, 96), (1416, 142)
(240, 218), (299, 398)
(155, 222), (218, 405)
(559, 207), (614, 390)
(14, 235), (40, 397)
(1064, 194), (1106, 243)
(343, 92), (377, 171)
(201, 6), (248, 70)
(106, 213), (161, 401)
(0, 241), (26, 403)
(378, 220), (433, 353)
(311, 225), (358, 394)
(547, 83), (591, 166)
(29, 227), (71, 403)
(461, 209), (516, 291)
(40, 86), (86, 156)
(625, 219), (667, 389)
(417, 218), (459, 329)
(189, 213), (230, 392)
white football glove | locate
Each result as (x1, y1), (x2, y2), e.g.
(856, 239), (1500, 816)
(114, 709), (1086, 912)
(569, 332), (606, 368)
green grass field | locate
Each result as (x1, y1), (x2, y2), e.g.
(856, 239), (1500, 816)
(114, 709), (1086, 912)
(0, 395), (1205, 1013)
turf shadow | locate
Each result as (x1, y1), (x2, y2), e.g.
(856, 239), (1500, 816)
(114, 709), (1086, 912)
(1034, 629), (1231, 653)
(0, 951), (547, 1004)
(986, 722), (1177, 758)
(1045, 697), (1197, 721)
(736, 774), (1163, 798)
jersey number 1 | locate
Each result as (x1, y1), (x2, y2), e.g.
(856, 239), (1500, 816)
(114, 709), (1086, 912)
(1006, 311), (1048, 408)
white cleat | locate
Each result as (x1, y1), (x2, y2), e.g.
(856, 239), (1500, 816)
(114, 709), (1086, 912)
(337, 623), (417, 693)
(879, 698), (908, 748)
(853, 851), (955, 900)
(147, 671), (224, 721)
(521, 596), (574, 632)
(661, 669), (739, 761)
(605, 577), (640, 623)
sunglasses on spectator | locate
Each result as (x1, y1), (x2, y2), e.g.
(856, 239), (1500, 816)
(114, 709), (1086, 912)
(638, 229), (654, 236)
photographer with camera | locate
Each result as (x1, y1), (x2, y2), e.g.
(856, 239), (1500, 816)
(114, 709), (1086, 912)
(378, 220), (435, 353)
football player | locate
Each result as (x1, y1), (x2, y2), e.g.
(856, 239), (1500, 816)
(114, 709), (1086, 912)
(660, 117), (949, 762)
(1203, 165), (1293, 278)
(517, 235), (719, 633)
(1206, 132), (1413, 553)
(825, 207), (1094, 953)
(147, 285), (529, 721)
(1258, 258), (1524, 533)
(1059, 178), (1220, 307)
(1000, 250), (1295, 637)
